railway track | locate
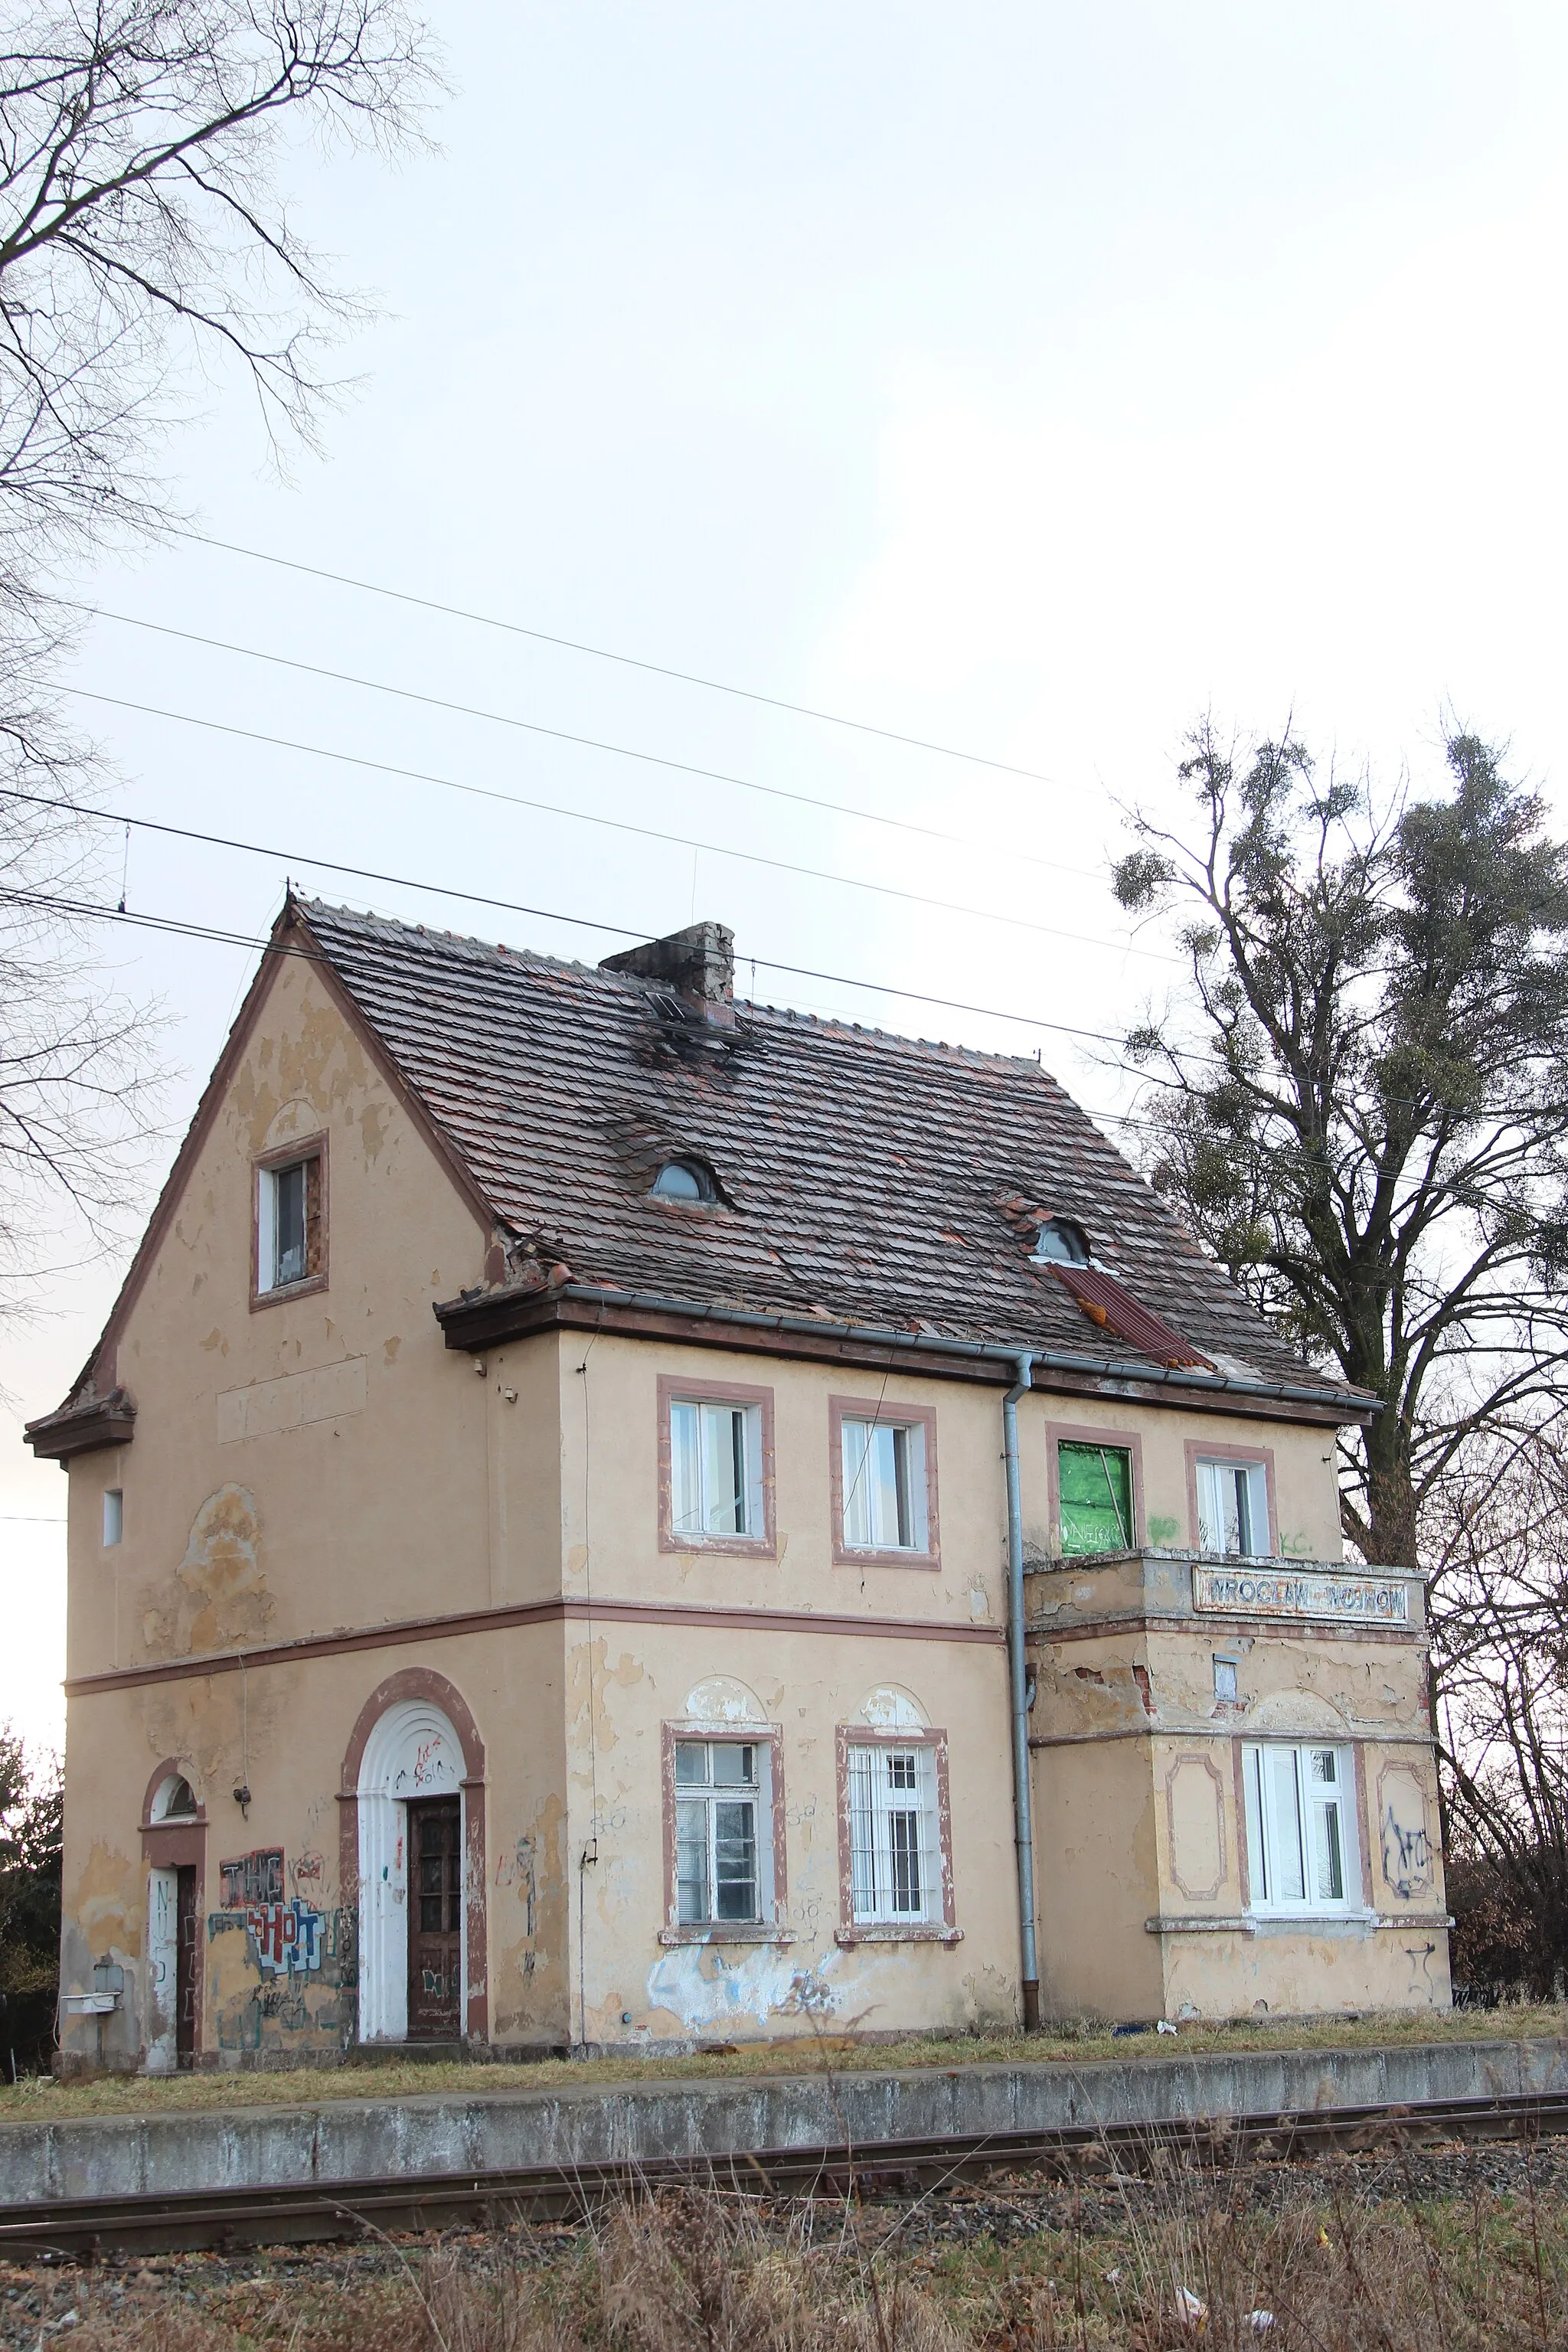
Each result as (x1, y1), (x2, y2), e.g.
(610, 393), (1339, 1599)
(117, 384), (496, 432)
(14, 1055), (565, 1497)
(5, 2089), (1568, 2259)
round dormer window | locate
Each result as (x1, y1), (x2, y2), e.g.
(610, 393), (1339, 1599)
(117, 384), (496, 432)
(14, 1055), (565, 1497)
(652, 1158), (717, 1203)
(1032, 1216), (1090, 1266)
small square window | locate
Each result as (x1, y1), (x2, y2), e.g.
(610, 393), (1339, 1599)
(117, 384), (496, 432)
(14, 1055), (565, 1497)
(841, 1418), (928, 1551)
(103, 1489), (122, 1547)
(1213, 1656), (1238, 1703)
(256, 1152), (323, 1295)
(1196, 1458), (1269, 1557)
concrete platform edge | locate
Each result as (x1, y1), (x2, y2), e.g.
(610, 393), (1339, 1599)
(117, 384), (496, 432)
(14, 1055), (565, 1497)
(2, 2036), (1565, 2208)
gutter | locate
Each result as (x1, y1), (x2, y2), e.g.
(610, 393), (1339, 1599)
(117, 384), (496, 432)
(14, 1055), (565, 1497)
(1002, 1352), (1040, 2030)
(436, 1278), (1377, 1419)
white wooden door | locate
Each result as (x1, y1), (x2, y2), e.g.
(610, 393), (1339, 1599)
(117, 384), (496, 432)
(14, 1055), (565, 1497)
(146, 1867), (178, 2073)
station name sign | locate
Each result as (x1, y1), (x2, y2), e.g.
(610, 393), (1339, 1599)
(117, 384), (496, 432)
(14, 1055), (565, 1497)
(1191, 1566), (1411, 1627)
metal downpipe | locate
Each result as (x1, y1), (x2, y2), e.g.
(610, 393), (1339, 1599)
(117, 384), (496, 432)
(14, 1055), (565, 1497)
(1003, 1351), (1040, 2030)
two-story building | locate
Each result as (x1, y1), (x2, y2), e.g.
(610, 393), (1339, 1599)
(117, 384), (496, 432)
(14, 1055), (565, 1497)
(27, 900), (1449, 2069)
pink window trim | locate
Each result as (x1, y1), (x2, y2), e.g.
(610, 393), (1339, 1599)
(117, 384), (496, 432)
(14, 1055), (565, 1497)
(249, 1129), (330, 1312)
(659, 1720), (789, 1940)
(828, 1394), (942, 1570)
(833, 1723), (959, 1944)
(1184, 1438), (1279, 1557)
(1044, 1419), (1146, 1554)
(656, 1373), (778, 1560)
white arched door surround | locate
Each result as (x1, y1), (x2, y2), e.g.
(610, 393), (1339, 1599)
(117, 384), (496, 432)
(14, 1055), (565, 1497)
(356, 1697), (466, 2043)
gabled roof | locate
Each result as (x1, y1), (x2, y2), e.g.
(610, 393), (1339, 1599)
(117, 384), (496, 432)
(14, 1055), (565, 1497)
(291, 897), (1353, 1403)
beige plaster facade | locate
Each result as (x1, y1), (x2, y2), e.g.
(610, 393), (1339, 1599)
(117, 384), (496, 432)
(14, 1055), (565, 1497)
(34, 923), (1450, 2071)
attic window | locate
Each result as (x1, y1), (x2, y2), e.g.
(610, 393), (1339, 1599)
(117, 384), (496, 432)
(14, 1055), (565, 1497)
(652, 1159), (717, 1204)
(1032, 1217), (1090, 1266)
(253, 1137), (326, 1302)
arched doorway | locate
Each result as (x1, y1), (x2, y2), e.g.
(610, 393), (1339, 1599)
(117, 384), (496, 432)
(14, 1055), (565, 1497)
(340, 1672), (486, 2046)
(140, 1761), (206, 2072)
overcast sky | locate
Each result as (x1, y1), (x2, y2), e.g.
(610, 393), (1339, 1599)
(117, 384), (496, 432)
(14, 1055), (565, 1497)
(4, 2), (1566, 1750)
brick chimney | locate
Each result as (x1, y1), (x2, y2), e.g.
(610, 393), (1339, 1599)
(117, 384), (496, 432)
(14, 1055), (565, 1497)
(599, 921), (736, 1025)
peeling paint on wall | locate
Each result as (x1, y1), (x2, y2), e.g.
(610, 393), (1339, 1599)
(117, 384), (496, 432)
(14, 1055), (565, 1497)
(567, 1636), (645, 1754)
(140, 1485), (272, 1657)
(492, 1791), (568, 2042)
(645, 1944), (847, 2032)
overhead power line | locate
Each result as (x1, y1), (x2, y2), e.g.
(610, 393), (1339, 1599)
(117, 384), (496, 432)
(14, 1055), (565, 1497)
(10, 848), (1563, 1132)
(0, 865), (1133, 1052)
(175, 527), (1059, 786)
(62, 684), (1178, 964)
(74, 603), (1095, 880)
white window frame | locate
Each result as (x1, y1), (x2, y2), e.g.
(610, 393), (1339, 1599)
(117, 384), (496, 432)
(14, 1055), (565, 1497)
(1243, 1741), (1360, 1917)
(103, 1488), (123, 1547)
(256, 1155), (313, 1293)
(841, 1417), (929, 1553)
(847, 1741), (939, 1924)
(669, 1396), (765, 1541)
(1196, 1456), (1270, 1557)
(673, 1738), (771, 1926)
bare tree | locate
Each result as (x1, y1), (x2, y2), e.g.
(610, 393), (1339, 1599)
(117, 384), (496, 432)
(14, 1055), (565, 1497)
(0, 0), (439, 578)
(0, 650), (158, 1314)
(1423, 1424), (1568, 1994)
(0, 0), (439, 1303)
(1112, 724), (1568, 1572)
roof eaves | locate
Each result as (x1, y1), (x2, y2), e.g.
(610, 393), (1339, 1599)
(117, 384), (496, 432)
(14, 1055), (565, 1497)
(433, 1276), (1379, 1421)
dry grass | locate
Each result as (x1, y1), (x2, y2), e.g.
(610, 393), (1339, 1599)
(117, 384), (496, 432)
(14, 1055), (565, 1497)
(4, 2005), (1565, 2125)
(14, 2164), (1568, 2351)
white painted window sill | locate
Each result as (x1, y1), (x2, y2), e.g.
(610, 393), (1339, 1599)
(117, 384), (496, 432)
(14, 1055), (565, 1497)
(658, 1924), (795, 1947)
(1151, 1909), (1453, 1937)
(835, 1925), (963, 1947)
(1145, 1916), (1253, 1936)
(1147, 1910), (1383, 1936)
(1247, 1907), (1377, 1927)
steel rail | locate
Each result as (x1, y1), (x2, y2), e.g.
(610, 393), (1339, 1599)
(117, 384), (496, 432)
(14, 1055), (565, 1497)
(5, 2089), (1568, 2259)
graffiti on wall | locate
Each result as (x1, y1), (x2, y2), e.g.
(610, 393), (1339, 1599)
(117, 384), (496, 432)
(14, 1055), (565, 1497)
(1377, 1762), (1436, 1901)
(246, 1898), (328, 1975)
(219, 1848), (285, 1908)
(205, 1854), (357, 2059)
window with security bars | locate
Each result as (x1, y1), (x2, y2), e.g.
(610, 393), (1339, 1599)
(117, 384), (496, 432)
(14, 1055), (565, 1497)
(841, 1418), (928, 1551)
(675, 1741), (763, 1923)
(670, 1399), (764, 1539)
(1197, 1458), (1269, 1557)
(1057, 1442), (1132, 1555)
(848, 1743), (939, 1923)
(1243, 1743), (1357, 1914)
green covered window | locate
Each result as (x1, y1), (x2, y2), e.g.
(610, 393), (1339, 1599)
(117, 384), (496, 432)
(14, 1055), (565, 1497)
(1057, 1441), (1133, 1555)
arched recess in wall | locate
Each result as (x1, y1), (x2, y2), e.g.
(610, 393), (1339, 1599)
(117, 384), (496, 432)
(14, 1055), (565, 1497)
(339, 1671), (487, 2046)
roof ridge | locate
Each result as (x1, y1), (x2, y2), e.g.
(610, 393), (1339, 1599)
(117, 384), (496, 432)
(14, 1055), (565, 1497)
(298, 896), (1061, 1075)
